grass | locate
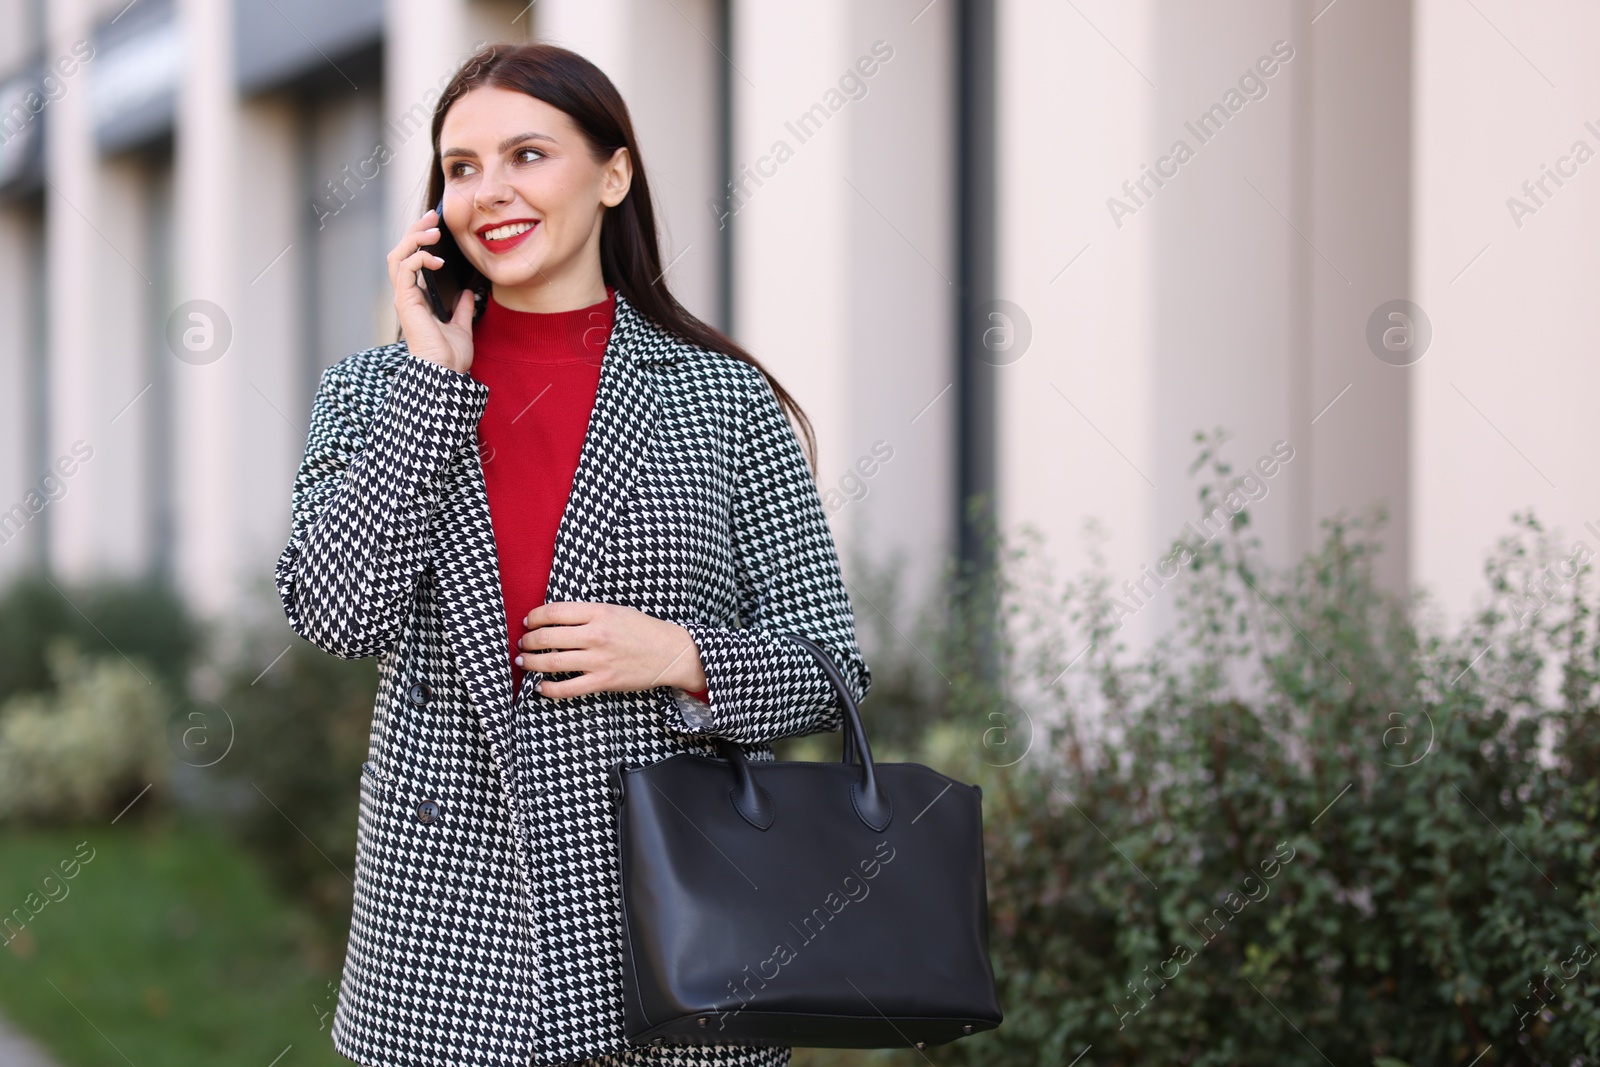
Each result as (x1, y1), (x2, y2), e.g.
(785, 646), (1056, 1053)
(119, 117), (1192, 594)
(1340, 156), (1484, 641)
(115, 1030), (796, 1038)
(0, 814), (350, 1067)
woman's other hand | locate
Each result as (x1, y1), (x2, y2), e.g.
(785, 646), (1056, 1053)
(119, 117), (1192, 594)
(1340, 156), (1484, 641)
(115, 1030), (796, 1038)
(389, 207), (477, 374)
(517, 602), (707, 698)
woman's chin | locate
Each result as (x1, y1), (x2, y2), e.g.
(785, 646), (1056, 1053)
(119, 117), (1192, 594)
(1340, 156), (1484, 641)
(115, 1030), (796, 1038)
(484, 266), (549, 292)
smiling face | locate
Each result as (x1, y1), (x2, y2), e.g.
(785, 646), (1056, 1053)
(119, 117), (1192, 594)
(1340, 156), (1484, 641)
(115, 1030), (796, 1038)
(438, 85), (631, 312)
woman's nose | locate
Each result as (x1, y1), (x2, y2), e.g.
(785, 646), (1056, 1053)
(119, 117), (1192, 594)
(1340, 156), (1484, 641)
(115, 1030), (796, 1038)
(475, 168), (513, 212)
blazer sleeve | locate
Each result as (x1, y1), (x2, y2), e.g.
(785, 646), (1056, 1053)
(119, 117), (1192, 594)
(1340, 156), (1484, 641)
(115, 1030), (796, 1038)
(275, 352), (488, 659)
(665, 363), (872, 746)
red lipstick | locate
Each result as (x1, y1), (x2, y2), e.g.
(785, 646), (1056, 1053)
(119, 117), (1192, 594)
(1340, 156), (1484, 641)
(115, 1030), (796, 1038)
(476, 218), (540, 254)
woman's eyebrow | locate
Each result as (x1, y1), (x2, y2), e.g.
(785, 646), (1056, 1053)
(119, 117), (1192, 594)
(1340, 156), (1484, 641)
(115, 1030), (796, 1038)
(441, 132), (557, 159)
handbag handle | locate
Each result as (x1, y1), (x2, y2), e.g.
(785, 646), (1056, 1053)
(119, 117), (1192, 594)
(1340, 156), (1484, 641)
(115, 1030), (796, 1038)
(714, 632), (891, 833)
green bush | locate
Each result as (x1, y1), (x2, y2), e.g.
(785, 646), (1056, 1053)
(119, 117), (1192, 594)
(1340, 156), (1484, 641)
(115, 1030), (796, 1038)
(192, 613), (377, 942)
(0, 570), (199, 705)
(0, 641), (172, 823)
(919, 445), (1599, 1067)
(0, 571), (197, 826)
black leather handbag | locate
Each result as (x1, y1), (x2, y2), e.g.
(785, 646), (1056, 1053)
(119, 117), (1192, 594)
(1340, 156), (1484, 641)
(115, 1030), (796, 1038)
(609, 632), (1003, 1049)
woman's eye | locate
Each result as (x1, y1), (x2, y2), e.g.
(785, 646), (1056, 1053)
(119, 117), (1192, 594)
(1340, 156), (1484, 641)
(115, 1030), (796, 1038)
(445, 149), (537, 178)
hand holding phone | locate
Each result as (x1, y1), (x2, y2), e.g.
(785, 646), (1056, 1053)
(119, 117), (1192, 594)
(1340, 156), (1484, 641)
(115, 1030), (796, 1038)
(388, 200), (478, 374)
(421, 197), (467, 321)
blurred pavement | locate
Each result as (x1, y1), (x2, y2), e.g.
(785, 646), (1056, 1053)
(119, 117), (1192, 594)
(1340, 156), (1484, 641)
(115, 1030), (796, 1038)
(0, 1011), (56, 1067)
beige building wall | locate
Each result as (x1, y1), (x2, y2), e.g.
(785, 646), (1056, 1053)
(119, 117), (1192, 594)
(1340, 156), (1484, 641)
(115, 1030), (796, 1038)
(1413, 0), (1600, 622)
(997, 0), (1415, 657)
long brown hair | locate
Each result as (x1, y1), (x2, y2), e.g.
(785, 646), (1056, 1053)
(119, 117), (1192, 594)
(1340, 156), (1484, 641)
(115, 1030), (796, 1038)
(398, 41), (818, 471)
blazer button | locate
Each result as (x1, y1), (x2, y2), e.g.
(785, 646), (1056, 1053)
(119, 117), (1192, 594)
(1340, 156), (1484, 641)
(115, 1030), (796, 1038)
(416, 799), (442, 824)
(408, 682), (433, 706)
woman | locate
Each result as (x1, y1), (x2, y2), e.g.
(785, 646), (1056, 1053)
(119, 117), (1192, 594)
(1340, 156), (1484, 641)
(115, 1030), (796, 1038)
(275, 41), (872, 1067)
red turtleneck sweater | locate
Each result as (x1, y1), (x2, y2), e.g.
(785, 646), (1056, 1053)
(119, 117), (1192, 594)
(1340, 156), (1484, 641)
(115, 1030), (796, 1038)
(470, 286), (708, 706)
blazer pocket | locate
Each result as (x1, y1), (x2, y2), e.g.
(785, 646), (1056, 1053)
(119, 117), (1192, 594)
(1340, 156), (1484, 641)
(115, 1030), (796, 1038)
(366, 707), (395, 787)
(360, 758), (394, 800)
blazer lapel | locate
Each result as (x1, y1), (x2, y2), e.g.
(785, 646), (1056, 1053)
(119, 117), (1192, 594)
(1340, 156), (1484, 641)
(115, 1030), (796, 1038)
(543, 289), (676, 606)
(429, 439), (512, 709)
(427, 437), (526, 839)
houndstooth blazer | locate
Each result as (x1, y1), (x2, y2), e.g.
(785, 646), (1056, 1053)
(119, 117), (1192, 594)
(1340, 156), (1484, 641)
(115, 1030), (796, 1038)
(275, 287), (871, 1067)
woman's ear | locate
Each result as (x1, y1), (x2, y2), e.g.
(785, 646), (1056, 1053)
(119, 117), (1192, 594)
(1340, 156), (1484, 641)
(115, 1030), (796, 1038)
(601, 146), (632, 207)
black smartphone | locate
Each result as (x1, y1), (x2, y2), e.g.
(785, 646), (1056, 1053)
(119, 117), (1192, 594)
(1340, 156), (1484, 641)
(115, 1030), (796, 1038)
(422, 198), (470, 321)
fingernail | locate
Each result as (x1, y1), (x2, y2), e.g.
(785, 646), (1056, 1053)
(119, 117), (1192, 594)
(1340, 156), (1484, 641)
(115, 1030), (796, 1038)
(515, 655), (523, 667)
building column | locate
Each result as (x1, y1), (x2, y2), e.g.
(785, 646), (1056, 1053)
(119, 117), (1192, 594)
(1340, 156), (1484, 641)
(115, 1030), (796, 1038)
(43, 0), (99, 580)
(171, 0), (240, 613)
(994, 0), (1160, 646)
(232, 92), (305, 602)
